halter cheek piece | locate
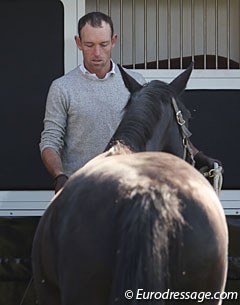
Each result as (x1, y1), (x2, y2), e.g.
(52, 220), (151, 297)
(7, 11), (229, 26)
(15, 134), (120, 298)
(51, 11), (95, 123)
(171, 97), (224, 195)
(171, 97), (195, 166)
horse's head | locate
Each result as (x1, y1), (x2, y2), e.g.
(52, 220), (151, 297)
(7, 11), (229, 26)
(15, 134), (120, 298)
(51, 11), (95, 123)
(106, 64), (193, 160)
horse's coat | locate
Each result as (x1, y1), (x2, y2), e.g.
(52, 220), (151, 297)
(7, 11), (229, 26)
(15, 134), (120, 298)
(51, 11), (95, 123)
(32, 65), (228, 305)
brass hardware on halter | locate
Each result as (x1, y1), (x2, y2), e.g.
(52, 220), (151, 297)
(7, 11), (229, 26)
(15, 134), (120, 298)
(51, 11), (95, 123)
(204, 169), (215, 178)
(176, 110), (186, 126)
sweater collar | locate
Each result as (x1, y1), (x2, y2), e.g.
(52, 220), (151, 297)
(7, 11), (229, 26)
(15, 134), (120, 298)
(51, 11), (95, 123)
(79, 60), (116, 80)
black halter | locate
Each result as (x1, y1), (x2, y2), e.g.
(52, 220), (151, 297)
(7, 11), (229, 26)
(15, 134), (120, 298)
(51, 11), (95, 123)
(171, 97), (195, 166)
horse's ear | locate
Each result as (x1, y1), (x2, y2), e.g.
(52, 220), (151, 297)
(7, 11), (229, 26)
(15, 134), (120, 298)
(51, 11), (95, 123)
(117, 64), (142, 93)
(169, 62), (194, 95)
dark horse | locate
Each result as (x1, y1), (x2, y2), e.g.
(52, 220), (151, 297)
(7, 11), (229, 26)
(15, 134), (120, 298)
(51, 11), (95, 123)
(32, 65), (228, 305)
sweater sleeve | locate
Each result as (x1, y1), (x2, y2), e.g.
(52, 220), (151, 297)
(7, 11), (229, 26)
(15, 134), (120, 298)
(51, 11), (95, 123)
(39, 81), (68, 155)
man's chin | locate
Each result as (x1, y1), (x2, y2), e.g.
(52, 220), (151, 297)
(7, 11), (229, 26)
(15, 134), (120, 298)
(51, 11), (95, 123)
(91, 61), (103, 67)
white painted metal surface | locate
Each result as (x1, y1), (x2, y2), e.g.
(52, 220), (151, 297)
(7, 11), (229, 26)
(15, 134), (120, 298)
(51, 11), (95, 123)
(139, 69), (240, 89)
(0, 190), (238, 217)
(0, 191), (54, 216)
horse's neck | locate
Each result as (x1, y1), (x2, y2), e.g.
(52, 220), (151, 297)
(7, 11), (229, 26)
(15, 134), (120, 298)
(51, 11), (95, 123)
(113, 113), (171, 153)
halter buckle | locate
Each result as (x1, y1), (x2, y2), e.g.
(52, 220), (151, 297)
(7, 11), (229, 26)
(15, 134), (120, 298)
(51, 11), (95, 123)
(176, 110), (185, 126)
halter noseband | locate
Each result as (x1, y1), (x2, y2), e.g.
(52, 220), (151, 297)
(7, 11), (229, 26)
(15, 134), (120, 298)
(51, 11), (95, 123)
(171, 97), (195, 166)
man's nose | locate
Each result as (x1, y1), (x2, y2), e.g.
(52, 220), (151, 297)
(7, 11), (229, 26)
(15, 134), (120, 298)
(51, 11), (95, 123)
(93, 45), (101, 56)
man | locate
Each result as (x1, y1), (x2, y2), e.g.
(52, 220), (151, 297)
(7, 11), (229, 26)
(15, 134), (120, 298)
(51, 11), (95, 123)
(40, 11), (219, 193)
(40, 12), (145, 192)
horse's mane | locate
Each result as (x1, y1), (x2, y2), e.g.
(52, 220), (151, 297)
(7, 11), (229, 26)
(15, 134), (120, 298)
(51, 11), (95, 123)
(109, 80), (191, 151)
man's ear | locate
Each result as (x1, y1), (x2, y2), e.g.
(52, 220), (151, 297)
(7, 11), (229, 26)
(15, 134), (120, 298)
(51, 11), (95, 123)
(75, 35), (82, 50)
(111, 34), (118, 48)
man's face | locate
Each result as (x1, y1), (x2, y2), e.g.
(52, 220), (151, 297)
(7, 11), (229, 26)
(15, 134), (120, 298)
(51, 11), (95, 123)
(75, 21), (117, 78)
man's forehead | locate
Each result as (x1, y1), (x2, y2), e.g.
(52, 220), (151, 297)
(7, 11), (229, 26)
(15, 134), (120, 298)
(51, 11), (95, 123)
(82, 21), (111, 33)
(80, 22), (112, 41)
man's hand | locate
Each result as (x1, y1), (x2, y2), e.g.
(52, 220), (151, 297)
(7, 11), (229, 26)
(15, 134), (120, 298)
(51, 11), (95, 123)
(194, 151), (223, 172)
(194, 151), (223, 186)
(54, 174), (68, 194)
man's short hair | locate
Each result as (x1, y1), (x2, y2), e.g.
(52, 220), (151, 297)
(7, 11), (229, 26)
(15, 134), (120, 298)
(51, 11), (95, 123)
(78, 11), (114, 39)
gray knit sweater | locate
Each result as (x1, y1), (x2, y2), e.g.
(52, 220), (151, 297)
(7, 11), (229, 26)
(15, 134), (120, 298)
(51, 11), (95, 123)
(40, 64), (146, 176)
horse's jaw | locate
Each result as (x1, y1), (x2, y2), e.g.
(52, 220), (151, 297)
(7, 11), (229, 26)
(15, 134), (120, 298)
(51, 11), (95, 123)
(145, 116), (182, 155)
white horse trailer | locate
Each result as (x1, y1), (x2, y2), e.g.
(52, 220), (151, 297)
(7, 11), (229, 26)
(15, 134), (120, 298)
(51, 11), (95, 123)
(0, 1), (239, 304)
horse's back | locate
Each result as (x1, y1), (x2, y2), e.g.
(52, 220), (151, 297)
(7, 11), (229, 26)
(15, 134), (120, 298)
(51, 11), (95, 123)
(32, 152), (228, 305)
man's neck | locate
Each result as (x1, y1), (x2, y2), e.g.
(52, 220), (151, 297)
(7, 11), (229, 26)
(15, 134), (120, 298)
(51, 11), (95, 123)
(81, 60), (115, 80)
